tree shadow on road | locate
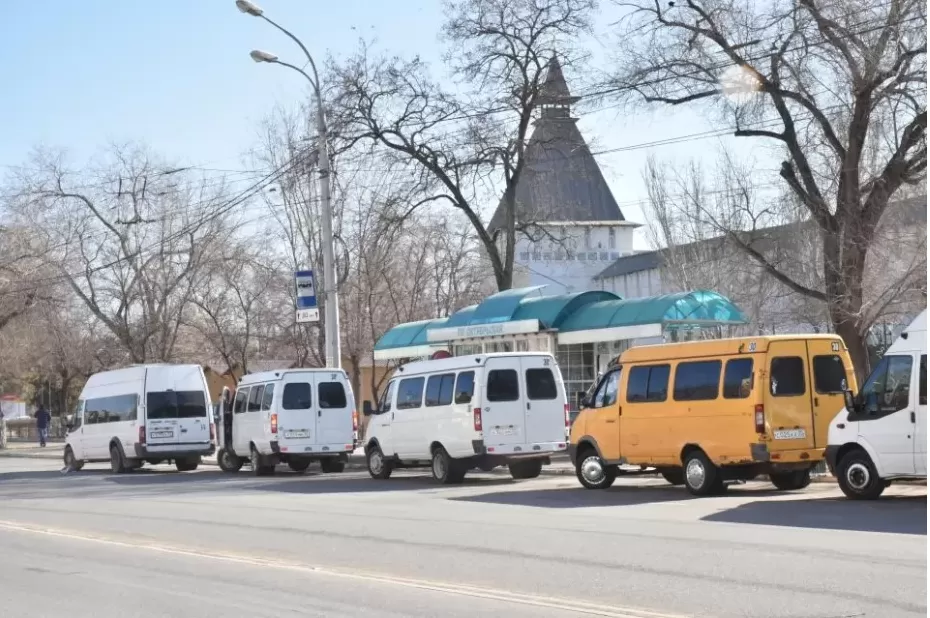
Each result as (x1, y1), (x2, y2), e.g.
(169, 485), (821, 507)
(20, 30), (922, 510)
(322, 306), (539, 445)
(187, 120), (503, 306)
(703, 495), (927, 535)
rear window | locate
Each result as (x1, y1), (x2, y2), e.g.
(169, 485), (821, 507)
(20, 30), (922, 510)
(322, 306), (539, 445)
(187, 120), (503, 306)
(261, 383), (275, 411)
(248, 385), (265, 412)
(397, 377), (425, 409)
(454, 371), (475, 404)
(318, 382), (348, 409)
(282, 383), (312, 410)
(674, 360), (721, 401)
(425, 374), (455, 407)
(770, 357), (806, 396)
(813, 355), (848, 393)
(487, 369), (519, 402)
(526, 368), (557, 400)
(722, 358), (753, 399)
(146, 391), (207, 420)
(626, 365), (669, 403)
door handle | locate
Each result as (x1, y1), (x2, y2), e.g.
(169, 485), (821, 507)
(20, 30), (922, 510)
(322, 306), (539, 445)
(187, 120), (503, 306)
(911, 411), (916, 423)
(814, 397), (819, 406)
(606, 419), (616, 424)
(318, 410), (322, 417)
(617, 406), (622, 417)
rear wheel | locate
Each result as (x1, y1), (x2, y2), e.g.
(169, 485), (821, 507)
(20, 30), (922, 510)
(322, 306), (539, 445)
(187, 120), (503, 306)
(250, 447), (275, 477)
(508, 459), (543, 480)
(320, 458), (346, 474)
(109, 445), (127, 474)
(63, 446), (84, 471)
(431, 447), (464, 484)
(770, 469), (812, 491)
(837, 450), (885, 500)
(575, 450), (616, 490)
(682, 450), (723, 496)
(175, 457), (199, 472)
(217, 448), (243, 473)
(288, 460), (311, 473)
(659, 467), (685, 485)
(367, 445), (393, 480)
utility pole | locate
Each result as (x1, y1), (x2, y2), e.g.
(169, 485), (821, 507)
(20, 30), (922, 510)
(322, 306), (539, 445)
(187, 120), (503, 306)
(237, 0), (341, 368)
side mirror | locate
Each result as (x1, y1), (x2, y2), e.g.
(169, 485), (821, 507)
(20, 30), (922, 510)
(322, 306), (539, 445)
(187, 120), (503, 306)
(362, 400), (374, 416)
(843, 390), (857, 413)
(580, 397), (591, 409)
(66, 424), (74, 432)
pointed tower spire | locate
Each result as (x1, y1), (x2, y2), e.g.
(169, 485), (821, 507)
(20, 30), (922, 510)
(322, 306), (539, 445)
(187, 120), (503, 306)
(537, 56), (580, 119)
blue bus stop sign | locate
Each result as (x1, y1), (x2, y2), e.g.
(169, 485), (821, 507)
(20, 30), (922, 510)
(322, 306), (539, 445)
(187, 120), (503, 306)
(295, 270), (319, 323)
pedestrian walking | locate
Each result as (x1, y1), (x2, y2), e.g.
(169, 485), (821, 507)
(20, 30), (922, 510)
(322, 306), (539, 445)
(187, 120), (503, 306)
(35, 405), (51, 447)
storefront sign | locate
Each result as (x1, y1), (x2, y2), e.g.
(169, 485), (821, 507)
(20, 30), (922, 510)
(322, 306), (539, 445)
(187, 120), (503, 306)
(427, 319), (540, 342)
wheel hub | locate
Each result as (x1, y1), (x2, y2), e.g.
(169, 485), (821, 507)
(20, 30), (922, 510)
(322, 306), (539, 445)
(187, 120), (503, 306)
(686, 459), (706, 488)
(581, 456), (605, 483)
(370, 451), (383, 474)
(433, 454), (446, 478)
(847, 462), (870, 490)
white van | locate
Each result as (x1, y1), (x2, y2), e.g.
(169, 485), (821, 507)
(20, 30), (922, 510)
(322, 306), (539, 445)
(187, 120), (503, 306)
(64, 364), (215, 473)
(362, 352), (570, 484)
(827, 310), (927, 499)
(215, 368), (357, 476)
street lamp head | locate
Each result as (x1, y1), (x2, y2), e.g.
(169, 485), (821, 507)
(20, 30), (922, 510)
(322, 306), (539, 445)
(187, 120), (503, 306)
(235, 0), (264, 16)
(250, 49), (278, 63)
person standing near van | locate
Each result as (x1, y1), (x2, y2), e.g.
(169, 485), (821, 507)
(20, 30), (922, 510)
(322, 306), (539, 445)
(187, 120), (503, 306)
(35, 405), (51, 447)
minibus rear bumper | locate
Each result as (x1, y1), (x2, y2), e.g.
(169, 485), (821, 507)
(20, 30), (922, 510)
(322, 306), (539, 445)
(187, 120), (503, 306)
(133, 443), (215, 459)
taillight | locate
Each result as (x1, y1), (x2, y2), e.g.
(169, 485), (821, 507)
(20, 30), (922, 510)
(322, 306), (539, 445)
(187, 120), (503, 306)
(754, 404), (765, 434)
(270, 413), (278, 434)
(352, 410), (359, 432)
(564, 403), (571, 427)
(473, 407), (482, 432)
(138, 425), (146, 445)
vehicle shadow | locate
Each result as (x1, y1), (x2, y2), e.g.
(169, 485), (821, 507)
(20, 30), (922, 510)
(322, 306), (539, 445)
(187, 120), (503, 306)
(253, 473), (514, 495)
(450, 483), (695, 508)
(703, 495), (927, 535)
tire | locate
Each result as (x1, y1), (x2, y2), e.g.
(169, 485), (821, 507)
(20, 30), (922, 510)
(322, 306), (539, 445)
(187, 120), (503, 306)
(682, 450), (721, 496)
(217, 447), (243, 473)
(63, 446), (84, 471)
(660, 467), (685, 485)
(109, 444), (127, 474)
(250, 447), (275, 477)
(575, 450), (616, 490)
(366, 445), (393, 480)
(770, 469), (812, 491)
(288, 460), (312, 473)
(320, 458), (346, 474)
(175, 456), (200, 472)
(508, 459), (543, 480)
(431, 447), (464, 485)
(837, 450), (885, 500)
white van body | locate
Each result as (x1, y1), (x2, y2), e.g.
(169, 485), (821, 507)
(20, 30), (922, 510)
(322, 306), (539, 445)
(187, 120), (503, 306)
(363, 352), (569, 483)
(64, 364), (215, 473)
(216, 368), (357, 476)
(826, 310), (927, 499)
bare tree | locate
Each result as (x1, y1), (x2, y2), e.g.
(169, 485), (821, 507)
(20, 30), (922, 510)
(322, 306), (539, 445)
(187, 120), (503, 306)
(610, 0), (926, 378)
(328, 0), (595, 291)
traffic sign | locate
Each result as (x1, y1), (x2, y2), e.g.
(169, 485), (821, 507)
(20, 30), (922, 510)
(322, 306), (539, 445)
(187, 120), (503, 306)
(295, 270), (319, 323)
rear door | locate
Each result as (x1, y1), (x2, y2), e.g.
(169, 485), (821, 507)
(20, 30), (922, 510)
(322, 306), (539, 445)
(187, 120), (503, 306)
(522, 356), (567, 445)
(764, 341), (816, 450)
(144, 368), (181, 447)
(807, 338), (855, 448)
(174, 367), (211, 447)
(483, 357), (525, 446)
(279, 372), (317, 448)
(916, 354), (927, 475)
(316, 372), (354, 448)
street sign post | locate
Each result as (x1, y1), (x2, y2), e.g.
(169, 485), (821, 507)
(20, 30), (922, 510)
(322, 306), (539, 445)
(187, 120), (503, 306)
(295, 270), (319, 323)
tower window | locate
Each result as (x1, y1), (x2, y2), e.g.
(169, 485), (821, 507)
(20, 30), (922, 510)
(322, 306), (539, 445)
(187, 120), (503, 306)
(609, 228), (616, 250)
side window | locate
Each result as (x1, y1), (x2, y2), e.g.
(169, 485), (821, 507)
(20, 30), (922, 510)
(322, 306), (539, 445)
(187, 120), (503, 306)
(861, 355), (913, 415)
(770, 357), (806, 397)
(674, 360), (722, 401)
(526, 368), (558, 400)
(261, 383), (275, 411)
(70, 400), (85, 429)
(920, 355), (927, 406)
(813, 355), (848, 393)
(454, 371), (475, 404)
(425, 374), (455, 407)
(723, 358), (753, 399)
(282, 383), (312, 410)
(248, 385), (265, 412)
(318, 381), (348, 409)
(626, 365), (669, 403)
(593, 370), (620, 408)
(487, 369), (519, 402)
(233, 388), (249, 414)
(379, 380), (396, 412)
(396, 377), (425, 409)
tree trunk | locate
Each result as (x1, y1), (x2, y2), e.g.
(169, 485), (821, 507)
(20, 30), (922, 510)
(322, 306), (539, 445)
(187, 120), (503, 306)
(823, 232), (871, 383)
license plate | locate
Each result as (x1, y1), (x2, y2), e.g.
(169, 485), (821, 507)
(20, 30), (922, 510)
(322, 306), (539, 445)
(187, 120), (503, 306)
(774, 428), (806, 440)
(284, 430), (310, 439)
(150, 431), (174, 439)
(493, 426), (517, 436)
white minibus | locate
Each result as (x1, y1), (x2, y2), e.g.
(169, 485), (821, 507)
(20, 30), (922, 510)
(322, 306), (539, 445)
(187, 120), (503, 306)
(362, 352), (570, 484)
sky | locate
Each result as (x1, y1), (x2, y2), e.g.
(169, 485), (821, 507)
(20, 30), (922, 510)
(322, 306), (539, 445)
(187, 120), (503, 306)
(0, 0), (769, 251)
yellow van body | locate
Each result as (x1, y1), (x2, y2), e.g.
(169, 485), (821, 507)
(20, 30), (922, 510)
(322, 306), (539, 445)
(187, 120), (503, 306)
(569, 335), (858, 495)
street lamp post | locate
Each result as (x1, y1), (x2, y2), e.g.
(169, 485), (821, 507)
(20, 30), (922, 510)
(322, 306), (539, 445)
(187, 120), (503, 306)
(237, 0), (341, 369)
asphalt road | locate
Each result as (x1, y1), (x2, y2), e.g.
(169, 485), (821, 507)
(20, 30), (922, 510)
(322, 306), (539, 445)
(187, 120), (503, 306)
(0, 458), (925, 618)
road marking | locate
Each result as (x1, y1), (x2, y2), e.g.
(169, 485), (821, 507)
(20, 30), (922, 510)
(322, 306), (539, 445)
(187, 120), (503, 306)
(0, 520), (690, 618)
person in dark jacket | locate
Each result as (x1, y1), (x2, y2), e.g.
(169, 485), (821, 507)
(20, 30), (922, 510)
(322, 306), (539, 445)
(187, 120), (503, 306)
(35, 406), (51, 447)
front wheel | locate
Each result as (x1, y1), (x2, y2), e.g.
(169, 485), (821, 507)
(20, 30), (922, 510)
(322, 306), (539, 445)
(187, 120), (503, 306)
(320, 458), (346, 473)
(367, 446), (393, 480)
(63, 446), (84, 471)
(837, 450), (885, 500)
(575, 451), (616, 490)
(217, 448), (243, 473)
(508, 459), (543, 480)
(770, 469), (812, 491)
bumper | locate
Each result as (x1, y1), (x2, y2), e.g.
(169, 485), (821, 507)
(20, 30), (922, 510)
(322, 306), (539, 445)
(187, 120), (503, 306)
(474, 440), (567, 457)
(824, 445), (840, 475)
(270, 440), (352, 457)
(133, 443), (215, 459)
